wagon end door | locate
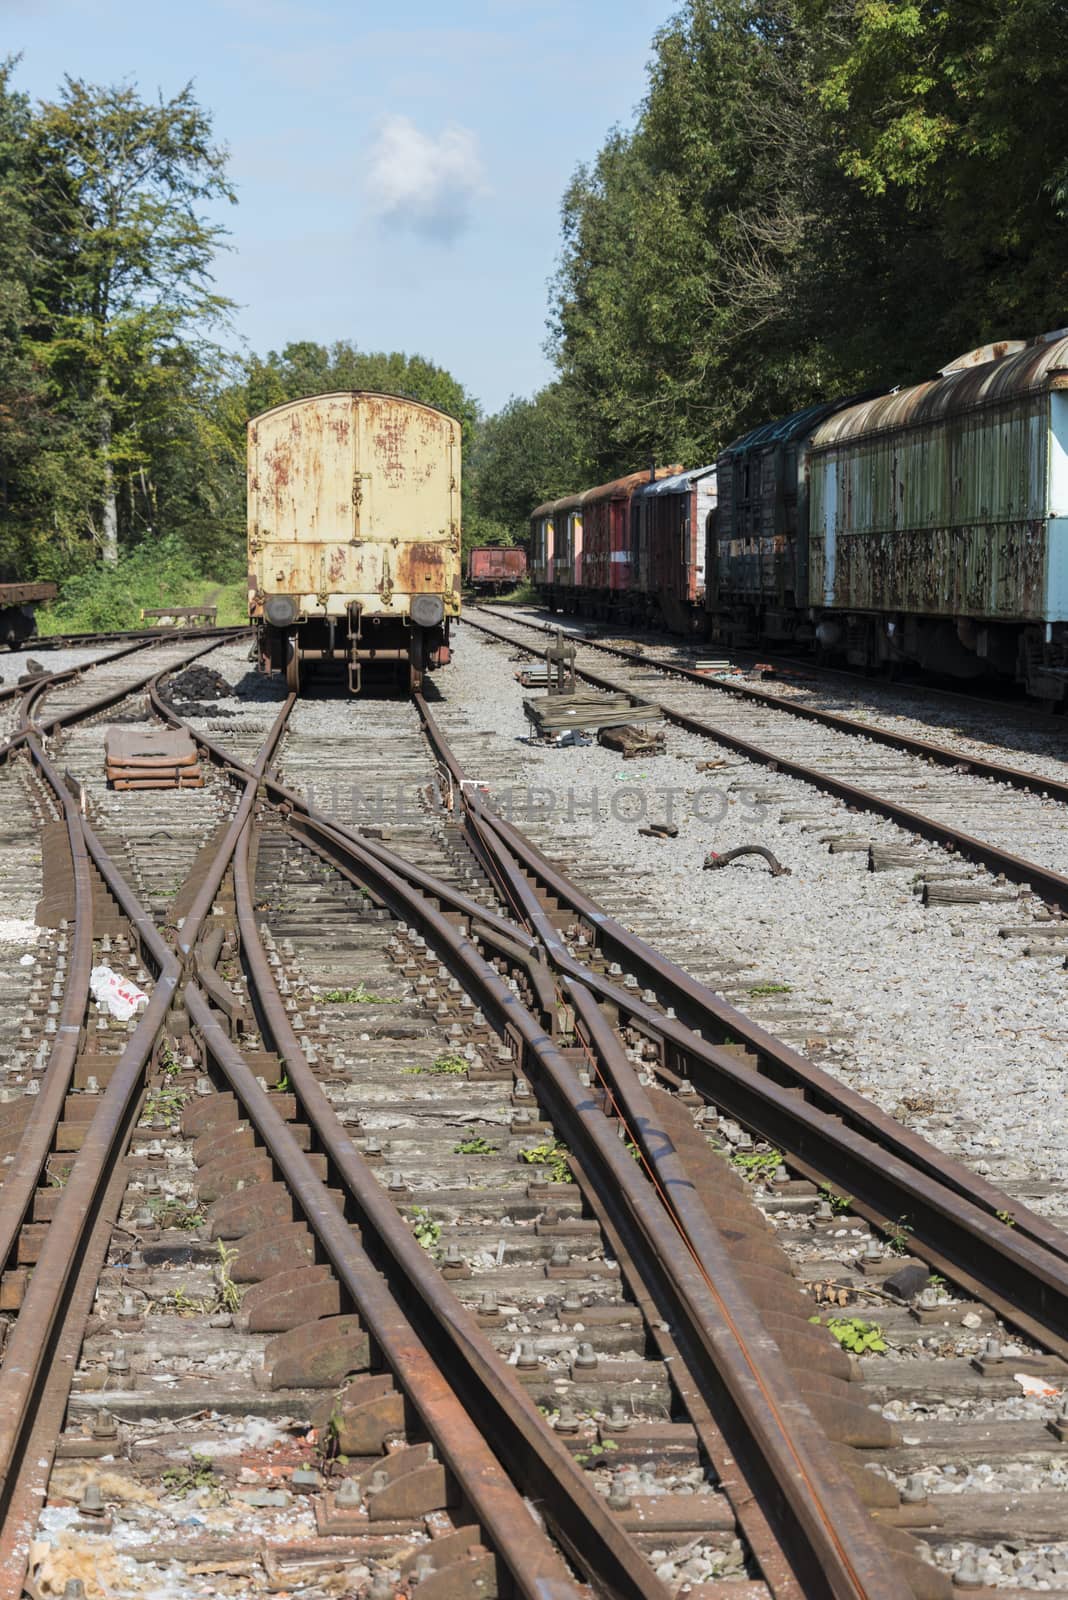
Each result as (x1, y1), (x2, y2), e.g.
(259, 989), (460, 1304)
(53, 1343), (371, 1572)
(250, 395), (359, 607)
(357, 396), (459, 611)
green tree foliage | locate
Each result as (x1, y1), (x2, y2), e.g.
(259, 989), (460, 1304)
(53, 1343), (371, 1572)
(0, 65), (478, 608)
(242, 340), (478, 451)
(27, 75), (236, 565)
(0, 58), (74, 580)
(537, 0), (1068, 486)
(467, 383), (588, 544)
(807, 0), (1068, 339)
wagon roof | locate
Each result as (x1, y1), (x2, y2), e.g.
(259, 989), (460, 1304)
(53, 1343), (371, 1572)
(632, 465), (716, 498)
(531, 465), (682, 520)
(249, 390), (460, 428)
(719, 400), (846, 460)
(810, 331), (1068, 447)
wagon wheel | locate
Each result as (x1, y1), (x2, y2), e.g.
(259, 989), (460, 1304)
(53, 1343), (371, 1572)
(285, 635), (303, 694)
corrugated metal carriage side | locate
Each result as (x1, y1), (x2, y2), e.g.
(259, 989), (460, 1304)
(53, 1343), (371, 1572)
(807, 333), (1068, 699)
(248, 391), (461, 694)
(708, 400), (850, 647)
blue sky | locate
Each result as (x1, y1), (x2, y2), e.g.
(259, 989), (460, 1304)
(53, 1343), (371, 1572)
(5, 0), (670, 412)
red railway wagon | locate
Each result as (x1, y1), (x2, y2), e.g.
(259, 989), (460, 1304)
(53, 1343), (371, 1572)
(533, 469), (680, 617)
(465, 545), (527, 595)
(580, 468), (682, 618)
(631, 466), (716, 631)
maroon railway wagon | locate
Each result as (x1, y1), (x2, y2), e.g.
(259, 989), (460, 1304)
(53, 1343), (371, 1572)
(465, 545), (528, 596)
(531, 467), (682, 618)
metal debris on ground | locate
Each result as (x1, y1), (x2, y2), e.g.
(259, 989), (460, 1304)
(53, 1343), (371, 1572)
(639, 821), (678, 839)
(704, 844), (791, 877)
(105, 725), (203, 790)
(597, 723), (666, 759)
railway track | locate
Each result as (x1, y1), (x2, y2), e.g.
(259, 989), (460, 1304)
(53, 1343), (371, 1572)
(466, 607), (1068, 916)
(1, 632), (1066, 1598)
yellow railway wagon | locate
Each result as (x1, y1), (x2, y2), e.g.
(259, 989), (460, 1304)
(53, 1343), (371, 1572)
(248, 391), (461, 693)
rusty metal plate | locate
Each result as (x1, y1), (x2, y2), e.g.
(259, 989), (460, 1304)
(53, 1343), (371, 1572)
(104, 726), (198, 768)
(261, 1314), (370, 1389)
(229, 1222), (316, 1282)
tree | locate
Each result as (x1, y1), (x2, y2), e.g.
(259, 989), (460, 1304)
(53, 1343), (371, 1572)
(806, 0), (1068, 343)
(469, 384), (588, 541)
(27, 77), (235, 562)
(0, 58), (51, 575)
(548, 0), (1068, 483)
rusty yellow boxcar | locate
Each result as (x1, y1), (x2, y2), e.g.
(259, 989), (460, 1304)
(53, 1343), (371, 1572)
(248, 392), (461, 693)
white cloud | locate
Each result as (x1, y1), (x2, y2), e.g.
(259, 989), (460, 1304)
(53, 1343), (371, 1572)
(366, 115), (487, 241)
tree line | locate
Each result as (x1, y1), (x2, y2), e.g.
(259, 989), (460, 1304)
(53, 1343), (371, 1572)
(474, 0), (1068, 539)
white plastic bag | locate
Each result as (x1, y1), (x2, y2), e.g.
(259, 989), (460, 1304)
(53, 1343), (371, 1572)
(90, 965), (149, 1021)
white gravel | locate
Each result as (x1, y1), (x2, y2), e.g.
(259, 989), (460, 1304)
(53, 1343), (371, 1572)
(2, 642), (116, 678)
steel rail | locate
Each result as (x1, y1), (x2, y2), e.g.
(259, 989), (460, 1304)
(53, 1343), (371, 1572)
(0, 632), (175, 710)
(470, 607), (1068, 804)
(0, 767), (94, 1281)
(186, 983), (585, 1600)
(164, 680), (1068, 1351)
(265, 810), (910, 1599)
(137, 685), (666, 1594)
(0, 675), (292, 1578)
(18, 623), (251, 651)
(205, 742), (915, 1600)
(0, 636), (251, 1290)
(0, 632), (231, 779)
(408, 692), (1068, 1356)
(465, 612), (1068, 913)
(0, 771), (182, 1538)
(228, 804), (672, 1600)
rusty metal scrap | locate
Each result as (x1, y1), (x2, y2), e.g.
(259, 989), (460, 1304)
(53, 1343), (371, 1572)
(704, 844), (791, 876)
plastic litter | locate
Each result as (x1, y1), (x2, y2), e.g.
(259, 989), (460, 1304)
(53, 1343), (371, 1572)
(89, 966), (149, 1021)
(1014, 1372), (1060, 1397)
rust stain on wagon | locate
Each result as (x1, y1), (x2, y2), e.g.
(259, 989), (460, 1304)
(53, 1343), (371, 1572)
(248, 391), (462, 625)
(397, 541), (445, 592)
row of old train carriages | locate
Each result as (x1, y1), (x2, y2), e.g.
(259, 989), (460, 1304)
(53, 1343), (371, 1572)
(530, 332), (1068, 703)
(531, 466), (717, 635)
